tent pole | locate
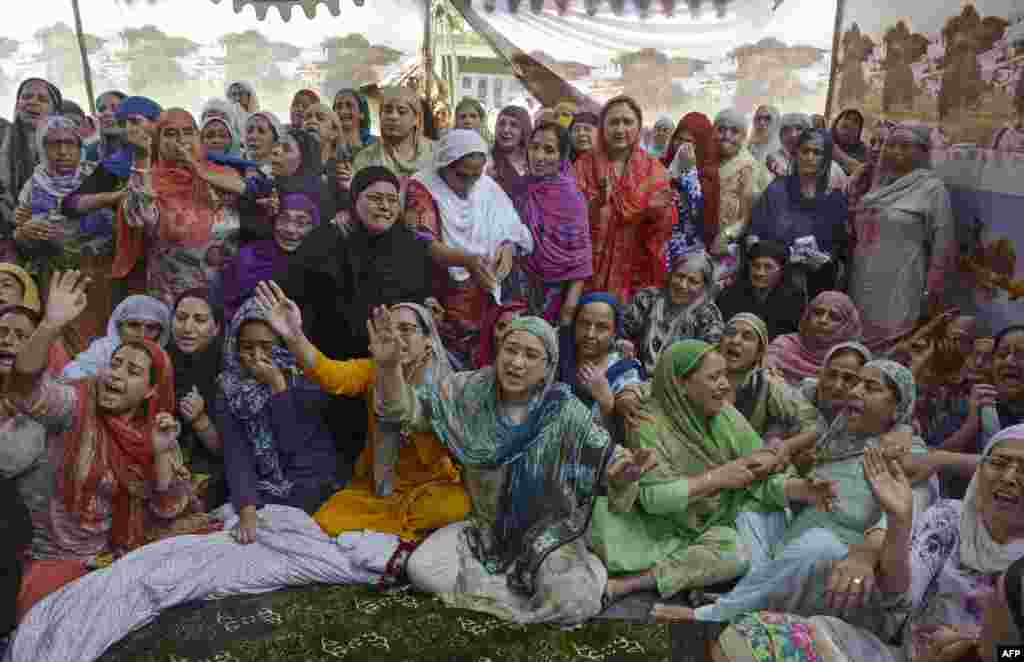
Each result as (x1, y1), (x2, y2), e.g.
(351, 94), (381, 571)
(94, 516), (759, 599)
(823, 0), (845, 122)
(424, 0), (434, 114)
(70, 0), (96, 113)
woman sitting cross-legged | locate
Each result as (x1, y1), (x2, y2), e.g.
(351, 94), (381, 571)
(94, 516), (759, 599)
(707, 425), (1022, 662)
(215, 296), (341, 543)
(658, 359), (934, 624)
(720, 313), (824, 457)
(372, 307), (659, 625)
(10, 271), (212, 619)
(588, 339), (836, 617)
(250, 281), (470, 553)
(558, 292), (643, 440)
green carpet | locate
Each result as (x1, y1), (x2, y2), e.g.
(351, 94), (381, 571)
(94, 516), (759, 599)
(99, 583), (671, 662)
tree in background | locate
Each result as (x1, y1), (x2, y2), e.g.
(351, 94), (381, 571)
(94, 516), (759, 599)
(729, 38), (824, 113)
(33, 22), (104, 96)
(120, 25), (199, 96)
(880, 21), (928, 112)
(613, 49), (677, 112)
(836, 23), (874, 109)
(321, 34), (403, 97)
(221, 30), (302, 96)
(939, 4), (1008, 119)
(0, 38), (19, 98)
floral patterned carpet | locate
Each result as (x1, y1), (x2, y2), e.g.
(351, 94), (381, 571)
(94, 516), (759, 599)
(98, 583), (672, 662)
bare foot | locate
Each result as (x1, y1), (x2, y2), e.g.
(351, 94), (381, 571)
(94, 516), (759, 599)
(650, 603), (696, 622)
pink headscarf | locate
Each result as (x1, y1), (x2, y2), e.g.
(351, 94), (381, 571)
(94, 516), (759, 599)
(516, 160), (593, 284)
(766, 291), (863, 384)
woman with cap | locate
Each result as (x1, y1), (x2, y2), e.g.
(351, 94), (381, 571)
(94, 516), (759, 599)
(847, 123), (957, 351)
(624, 249), (724, 376)
(704, 424), (1022, 662)
(576, 96), (675, 304)
(114, 108), (246, 306)
(720, 312), (824, 456)
(0, 262), (70, 374)
(352, 86), (434, 192)
(280, 166), (435, 470)
(0, 78), (62, 255)
(750, 128), (851, 298)
(405, 129), (533, 363)
(200, 98), (244, 157)
(372, 305), (656, 625)
(243, 111), (281, 169)
(717, 239), (805, 341)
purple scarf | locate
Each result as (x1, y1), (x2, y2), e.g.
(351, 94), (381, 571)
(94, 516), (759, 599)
(222, 193), (320, 323)
(516, 163), (593, 283)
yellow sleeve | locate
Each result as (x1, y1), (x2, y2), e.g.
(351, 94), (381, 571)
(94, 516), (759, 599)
(306, 348), (375, 397)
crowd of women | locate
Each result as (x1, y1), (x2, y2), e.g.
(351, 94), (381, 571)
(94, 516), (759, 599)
(0, 74), (1021, 662)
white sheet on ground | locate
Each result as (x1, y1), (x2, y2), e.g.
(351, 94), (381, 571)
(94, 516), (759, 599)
(6, 505), (399, 662)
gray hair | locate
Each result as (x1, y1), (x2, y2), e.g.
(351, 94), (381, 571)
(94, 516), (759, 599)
(714, 108), (749, 133)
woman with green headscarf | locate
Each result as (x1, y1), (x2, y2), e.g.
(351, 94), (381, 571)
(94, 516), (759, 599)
(720, 312), (824, 457)
(590, 339), (835, 617)
(371, 307), (657, 625)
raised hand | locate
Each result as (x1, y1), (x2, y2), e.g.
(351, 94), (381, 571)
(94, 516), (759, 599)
(577, 363), (613, 403)
(493, 244), (515, 283)
(247, 355), (285, 390)
(255, 281), (303, 343)
(179, 386), (206, 424)
(864, 447), (913, 523)
(607, 448), (658, 485)
(44, 270), (90, 329)
(367, 305), (401, 368)
(152, 412), (182, 455)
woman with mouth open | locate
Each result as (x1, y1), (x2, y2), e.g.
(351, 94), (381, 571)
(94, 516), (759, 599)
(704, 425), (1023, 662)
(588, 340), (834, 624)
(658, 359), (936, 626)
(352, 86), (434, 195)
(373, 307), (657, 625)
(798, 341), (873, 425)
(719, 313), (825, 458)
(9, 270), (209, 620)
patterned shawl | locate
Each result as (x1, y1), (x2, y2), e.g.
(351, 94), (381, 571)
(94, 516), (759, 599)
(516, 154), (592, 284)
(812, 358), (916, 463)
(425, 316), (613, 595)
(635, 339), (782, 537)
(766, 291), (863, 384)
(726, 312), (772, 421)
(60, 339), (176, 553)
(216, 296), (302, 499)
(961, 424), (1024, 573)
(665, 112), (720, 246)
(642, 250), (716, 373)
(29, 116), (93, 203)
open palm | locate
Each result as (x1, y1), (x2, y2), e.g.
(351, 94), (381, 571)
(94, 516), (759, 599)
(45, 271), (90, 328)
(255, 281), (303, 341)
(864, 447), (913, 521)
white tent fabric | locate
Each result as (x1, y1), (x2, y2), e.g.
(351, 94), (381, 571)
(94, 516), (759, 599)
(209, 0), (344, 21)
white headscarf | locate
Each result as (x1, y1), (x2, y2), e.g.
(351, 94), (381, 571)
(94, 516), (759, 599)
(61, 295), (172, 381)
(410, 129), (533, 284)
(961, 423), (1024, 573)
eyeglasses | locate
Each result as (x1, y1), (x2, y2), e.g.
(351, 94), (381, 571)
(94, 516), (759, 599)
(364, 193), (400, 208)
(983, 455), (1024, 474)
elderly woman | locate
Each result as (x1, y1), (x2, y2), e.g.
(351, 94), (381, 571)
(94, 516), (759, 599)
(373, 308), (658, 625)
(765, 112), (811, 178)
(766, 291), (863, 386)
(242, 111), (281, 169)
(624, 250), (724, 376)
(569, 111), (599, 163)
(353, 86), (434, 191)
(113, 108), (245, 306)
(799, 341), (872, 424)
(831, 108), (869, 176)
(848, 123), (957, 351)
(706, 424), (1024, 662)
(251, 282), (469, 548)
(590, 340), (830, 613)
(62, 294), (170, 380)
(749, 128), (850, 298)
(645, 116), (675, 160)
(576, 96), (676, 303)
(405, 129), (533, 363)
(199, 98), (243, 157)
(226, 81), (258, 114)
(11, 272), (204, 618)
(665, 359), (930, 624)
(13, 115), (117, 341)
(720, 313), (824, 455)
(716, 239), (805, 340)
(219, 193), (320, 325)
(487, 106), (532, 199)
(746, 105), (782, 169)
(0, 78), (62, 243)
(664, 112), (718, 267)
(710, 109), (772, 286)
(558, 292), (643, 438)
(200, 116), (234, 156)
(514, 121), (591, 326)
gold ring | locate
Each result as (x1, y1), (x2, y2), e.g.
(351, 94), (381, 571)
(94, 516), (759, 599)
(852, 577), (863, 585)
